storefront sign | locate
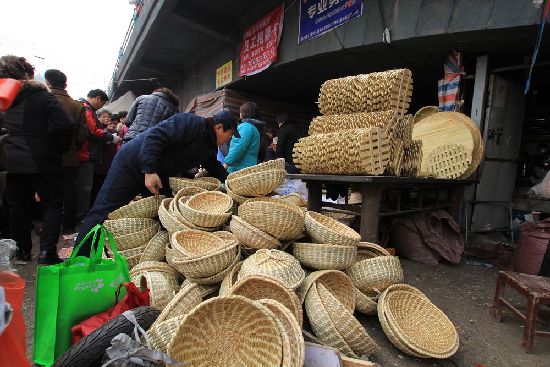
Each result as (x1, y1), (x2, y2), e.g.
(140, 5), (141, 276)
(216, 61), (233, 89)
(298, 0), (363, 43)
(239, 4), (284, 77)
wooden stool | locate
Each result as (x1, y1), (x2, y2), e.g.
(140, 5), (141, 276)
(492, 271), (550, 352)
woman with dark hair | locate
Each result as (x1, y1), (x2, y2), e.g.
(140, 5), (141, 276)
(0, 55), (73, 264)
(223, 102), (260, 173)
(123, 87), (180, 141)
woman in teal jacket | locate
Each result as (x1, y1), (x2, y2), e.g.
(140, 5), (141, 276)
(223, 102), (260, 173)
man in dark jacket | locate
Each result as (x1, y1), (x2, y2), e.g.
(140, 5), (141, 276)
(275, 113), (307, 173)
(75, 109), (238, 255)
(0, 55), (74, 264)
(45, 69), (88, 234)
(77, 89), (121, 222)
(123, 87), (179, 141)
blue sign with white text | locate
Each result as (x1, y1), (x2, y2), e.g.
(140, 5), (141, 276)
(298, 0), (363, 43)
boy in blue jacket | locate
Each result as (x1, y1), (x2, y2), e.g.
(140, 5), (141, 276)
(223, 102), (260, 173)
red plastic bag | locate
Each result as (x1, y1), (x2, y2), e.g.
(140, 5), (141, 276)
(0, 78), (21, 112)
(71, 282), (150, 344)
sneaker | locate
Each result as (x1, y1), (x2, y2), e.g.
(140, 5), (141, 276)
(14, 249), (32, 265)
(38, 250), (63, 265)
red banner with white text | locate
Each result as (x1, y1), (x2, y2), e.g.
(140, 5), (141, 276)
(239, 4), (284, 77)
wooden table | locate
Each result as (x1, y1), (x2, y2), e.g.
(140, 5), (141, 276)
(288, 174), (476, 243)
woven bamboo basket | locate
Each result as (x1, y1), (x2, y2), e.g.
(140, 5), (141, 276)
(226, 158), (286, 180)
(355, 287), (378, 315)
(304, 283), (355, 357)
(108, 195), (164, 220)
(179, 279), (218, 297)
(155, 282), (206, 325)
(170, 229), (228, 257)
(219, 261), (243, 296)
(258, 298), (305, 367)
(356, 242), (391, 258)
(227, 169), (286, 197)
(118, 245), (145, 270)
(229, 215), (281, 250)
(137, 271), (179, 310)
(179, 191), (233, 228)
(427, 143), (470, 179)
(380, 290), (459, 358)
(103, 218), (158, 235)
(346, 256), (404, 296)
(130, 260), (179, 279)
(168, 242), (239, 279)
(140, 230), (169, 262)
(239, 249), (305, 290)
(296, 270), (355, 311)
(113, 223), (160, 251)
(167, 296), (284, 367)
(293, 242), (356, 270)
(238, 198), (305, 240)
(147, 314), (186, 353)
(224, 180), (250, 204)
(169, 176), (221, 192)
(158, 198), (190, 234)
(229, 275), (303, 327)
(213, 230), (237, 243)
(168, 198), (206, 231)
(317, 283), (379, 356)
(276, 193), (307, 207)
(309, 110), (399, 136)
(185, 249), (241, 285)
(305, 211), (360, 247)
(172, 185), (206, 199)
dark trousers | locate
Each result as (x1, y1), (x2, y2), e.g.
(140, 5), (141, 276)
(90, 173), (107, 208)
(6, 172), (64, 254)
(62, 166), (78, 229)
(76, 161), (95, 221)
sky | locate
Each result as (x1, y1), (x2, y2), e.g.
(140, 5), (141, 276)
(0, 1), (135, 99)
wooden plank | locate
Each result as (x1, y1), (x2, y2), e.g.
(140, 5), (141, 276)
(341, 356), (382, 367)
(470, 55), (489, 127)
(304, 342), (342, 367)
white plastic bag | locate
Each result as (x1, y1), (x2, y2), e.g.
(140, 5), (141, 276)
(273, 178), (308, 200)
(529, 170), (550, 198)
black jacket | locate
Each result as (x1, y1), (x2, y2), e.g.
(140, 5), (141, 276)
(276, 121), (307, 173)
(124, 91), (178, 141)
(3, 81), (73, 173)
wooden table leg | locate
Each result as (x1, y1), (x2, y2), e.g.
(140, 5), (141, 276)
(307, 181), (322, 212)
(522, 297), (538, 353)
(493, 273), (506, 322)
(360, 184), (383, 243)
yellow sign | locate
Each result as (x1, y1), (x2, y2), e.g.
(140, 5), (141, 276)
(216, 61), (233, 89)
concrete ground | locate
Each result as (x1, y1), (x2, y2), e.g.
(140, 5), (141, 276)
(14, 237), (550, 367)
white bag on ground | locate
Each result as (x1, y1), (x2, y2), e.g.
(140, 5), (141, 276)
(529, 170), (550, 198)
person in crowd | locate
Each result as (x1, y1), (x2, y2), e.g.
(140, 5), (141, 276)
(44, 69), (88, 235)
(116, 110), (129, 143)
(77, 90), (121, 223)
(0, 55), (74, 264)
(259, 127), (276, 162)
(123, 87), (179, 141)
(97, 109), (112, 128)
(75, 109), (238, 255)
(276, 113), (307, 173)
(223, 102), (260, 173)
(90, 115), (118, 206)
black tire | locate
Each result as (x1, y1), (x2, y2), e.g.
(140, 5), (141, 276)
(53, 306), (160, 367)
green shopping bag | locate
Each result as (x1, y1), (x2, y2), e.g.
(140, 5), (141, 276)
(33, 224), (130, 366)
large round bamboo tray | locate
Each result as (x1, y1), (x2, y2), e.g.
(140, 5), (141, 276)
(239, 249), (305, 290)
(305, 211), (360, 247)
(318, 283), (380, 356)
(108, 195), (164, 220)
(219, 261), (243, 296)
(305, 283), (355, 357)
(276, 193), (307, 207)
(103, 217), (158, 235)
(346, 256), (403, 296)
(296, 270), (355, 311)
(185, 249), (241, 285)
(238, 198), (305, 240)
(224, 180), (249, 204)
(169, 176), (221, 192)
(140, 230), (169, 262)
(138, 270), (179, 310)
(179, 191), (232, 228)
(427, 143), (470, 179)
(227, 169), (286, 197)
(229, 275), (303, 327)
(158, 198), (189, 234)
(258, 298), (305, 367)
(355, 287), (378, 315)
(167, 296), (284, 367)
(413, 106), (439, 125)
(155, 282), (205, 325)
(168, 242), (239, 279)
(381, 290), (459, 358)
(147, 314), (185, 353)
(454, 112), (484, 178)
(229, 215), (281, 250)
(113, 223), (160, 251)
(293, 242), (356, 270)
(170, 230), (228, 257)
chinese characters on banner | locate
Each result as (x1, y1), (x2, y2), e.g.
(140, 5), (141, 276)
(298, 0), (363, 44)
(216, 61), (233, 89)
(239, 4), (284, 77)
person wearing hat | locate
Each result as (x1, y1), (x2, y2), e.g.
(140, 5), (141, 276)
(74, 109), (239, 255)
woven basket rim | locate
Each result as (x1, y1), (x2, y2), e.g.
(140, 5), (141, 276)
(346, 255), (403, 295)
(129, 260), (178, 278)
(293, 242), (357, 270)
(305, 211), (360, 245)
(355, 287), (378, 315)
(229, 215), (281, 249)
(186, 191), (233, 213)
(224, 179), (250, 204)
(226, 158), (286, 180)
(296, 270), (355, 311)
(108, 195), (164, 219)
(239, 248), (305, 290)
(185, 249), (241, 285)
(140, 230), (169, 262)
(154, 282), (203, 324)
(170, 229), (228, 257)
(169, 176), (221, 191)
(276, 193), (307, 207)
(227, 169), (287, 197)
(103, 217), (158, 234)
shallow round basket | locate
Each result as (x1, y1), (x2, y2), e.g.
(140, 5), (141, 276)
(305, 211), (360, 247)
(185, 249), (241, 285)
(229, 215), (281, 250)
(229, 275), (303, 327)
(155, 282), (206, 325)
(276, 193), (307, 207)
(227, 169), (286, 197)
(225, 180), (249, 204)
(382, 290), (459, 358)
(168, 242), (239, 279)
(179, 191), (233, 228)
(130, 260), (179, 279)
(258, 298), (305, 367)
(355, 287), (378, 315)
(167, 296), (284, 367)
(172, 186), (206, 200)
(103, 218), (158, 235)
(238, 198), (305, 240)
(296, 270), (355, 311)
(147, 314), (186, 353)
(138, 271), (179, 310)
(227, 158), (286, 180)
(318, 283), (379, 356)
(355, 242), (391, 262)
(113, 223), (160, 251)
(108, 195), (164, 220)
(158, 198), (189, 234)
(239, 249), (305, 290)
(140, 230), (169, 262)
(219, 261), (243, 296)
(293, 242), (356, 270)
(213, 230), (237, 243)
(346, 256), (404, 296)
(170, 229), (228, 257)
(117, 245), (145, 270)
(169, 176), (221, 192)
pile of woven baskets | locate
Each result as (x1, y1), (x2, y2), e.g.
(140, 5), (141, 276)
(293, 69), (424, 176)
